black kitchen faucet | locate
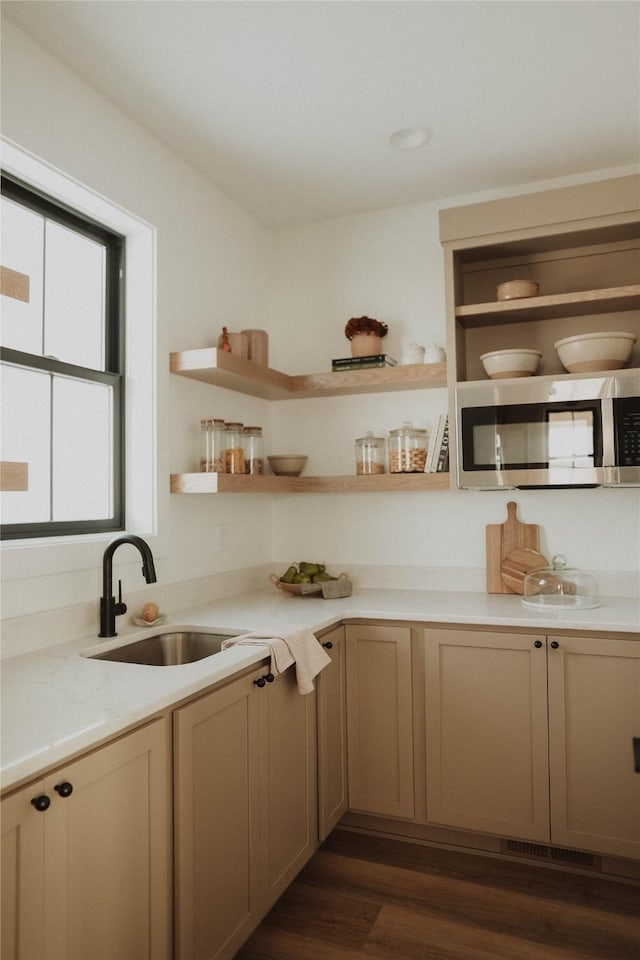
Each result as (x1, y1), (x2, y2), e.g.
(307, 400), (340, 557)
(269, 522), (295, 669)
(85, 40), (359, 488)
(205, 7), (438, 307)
(99, 535), (157, 637)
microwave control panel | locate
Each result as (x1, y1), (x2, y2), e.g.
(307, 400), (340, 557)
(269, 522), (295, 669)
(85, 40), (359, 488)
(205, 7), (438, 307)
(614, 396), (640, 466)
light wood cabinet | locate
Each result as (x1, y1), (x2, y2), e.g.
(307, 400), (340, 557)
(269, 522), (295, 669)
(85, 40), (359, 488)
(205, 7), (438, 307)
(548, 634), (640, 861)
(345, 624), (415, 820)
(424, 628), (640, 860)
(1, 718), (172, 960)
(424, 628), (550, 841)
(174, 663), (317, 960)
(316, 625), (348, 840)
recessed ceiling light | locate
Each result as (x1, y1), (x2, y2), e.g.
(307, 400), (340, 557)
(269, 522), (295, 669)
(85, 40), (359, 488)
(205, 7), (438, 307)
(389, 127), (432, 150)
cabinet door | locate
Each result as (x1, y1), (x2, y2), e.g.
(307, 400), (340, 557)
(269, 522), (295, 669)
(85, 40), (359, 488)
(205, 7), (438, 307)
(316, 626), (348, 840)
(174, 669), (261, 960)
(1, 779), (46, 960)
(258, 664), (318, 910)
(43, 718), (171, 960)
(424, 628), (549, 841)
(548, 634), (640, 860)
(346, 624), (414, 819)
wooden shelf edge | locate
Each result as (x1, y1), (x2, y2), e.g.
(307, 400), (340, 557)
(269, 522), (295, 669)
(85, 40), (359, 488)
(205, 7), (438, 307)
(169, 348), (446, 398)
(170, 472), (451, 494)
(455, 284), (640, 326)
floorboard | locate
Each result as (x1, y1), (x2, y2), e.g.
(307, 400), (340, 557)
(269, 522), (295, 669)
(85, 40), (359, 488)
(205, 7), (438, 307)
(234, 830), (640, 960)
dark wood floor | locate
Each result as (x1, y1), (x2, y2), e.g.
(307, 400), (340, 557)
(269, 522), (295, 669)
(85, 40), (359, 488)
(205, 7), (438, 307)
(235, 829), (640, 960)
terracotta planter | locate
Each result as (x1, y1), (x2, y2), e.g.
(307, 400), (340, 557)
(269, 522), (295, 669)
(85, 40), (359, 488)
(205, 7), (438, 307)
(350, 334), (384, 358)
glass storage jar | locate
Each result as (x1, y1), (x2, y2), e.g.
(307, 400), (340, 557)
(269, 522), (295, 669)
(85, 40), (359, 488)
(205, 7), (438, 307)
(224, 422), (245, 474)
(388, 421), (427, 473)
(200, 418), (226, 472)
(244, 426), (265, 475)
(355, 431), (386, 475)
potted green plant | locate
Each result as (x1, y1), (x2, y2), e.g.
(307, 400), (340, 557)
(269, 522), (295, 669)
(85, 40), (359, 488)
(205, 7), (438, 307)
(344, 316), (389, 358)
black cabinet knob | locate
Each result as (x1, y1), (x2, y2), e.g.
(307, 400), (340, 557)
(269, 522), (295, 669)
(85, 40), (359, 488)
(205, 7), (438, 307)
(31, 794), (50, 812)
(265, 673), (275, 683)
(550, 641), (560, 649)
(534, 640), (543, 649)
(322, 641), (333, 649)
(54, 781), (73, 798)
(253, 677), (266, 688)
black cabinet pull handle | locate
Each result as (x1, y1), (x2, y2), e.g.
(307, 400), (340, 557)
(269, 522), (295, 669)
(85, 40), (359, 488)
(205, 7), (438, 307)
(550, 641), (560, 649)
(534, 640), (543, 649)
(54, 782), (73, 798)
(322, 641), (333, 649)
(31, 795), (50, 812)
(253, 677), (266, 688)
(633, 738), (640, 774)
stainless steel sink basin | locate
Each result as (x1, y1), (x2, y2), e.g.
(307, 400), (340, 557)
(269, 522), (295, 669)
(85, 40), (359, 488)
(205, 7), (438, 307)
(87, 630), (239, 666)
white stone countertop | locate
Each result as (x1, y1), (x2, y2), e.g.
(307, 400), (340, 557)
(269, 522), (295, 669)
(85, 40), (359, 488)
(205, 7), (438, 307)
(2, 586), (638, 792)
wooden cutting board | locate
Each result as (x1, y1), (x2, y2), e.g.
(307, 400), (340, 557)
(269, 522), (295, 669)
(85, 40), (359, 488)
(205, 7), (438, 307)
(486, 501), (541, 594)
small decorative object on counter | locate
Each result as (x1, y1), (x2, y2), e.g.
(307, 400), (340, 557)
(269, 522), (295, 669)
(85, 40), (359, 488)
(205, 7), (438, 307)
(200, 418), (226, 472)
(218, 326), (232, 351)
(244, 426), (264, 474)
(388, 421), (427, 473)
(241, 329), (269, 366)
(344, 316), (389, 358)
(522, 555), (601, 609)
(400, 343), (425, 365)
(424, 343), (446, 364)
(224, 421), (246, 473)
(355, 431), (386, 474)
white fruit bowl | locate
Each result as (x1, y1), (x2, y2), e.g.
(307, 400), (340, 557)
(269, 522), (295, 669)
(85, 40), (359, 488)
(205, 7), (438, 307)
(554, 331), (637, 373)
(480, 348), (542, 379)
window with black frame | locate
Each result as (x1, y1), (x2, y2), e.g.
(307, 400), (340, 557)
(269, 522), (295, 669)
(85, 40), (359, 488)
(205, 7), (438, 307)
(0, 175), (125, 539)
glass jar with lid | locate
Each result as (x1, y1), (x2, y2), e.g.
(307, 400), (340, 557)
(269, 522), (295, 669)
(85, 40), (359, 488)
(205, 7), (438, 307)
(244, 426), (265, 475)
(224, 422), (245, 474)
(355, 431), (386, 475)
(388, 421), (427, 473)
(200, 418), (226, 472)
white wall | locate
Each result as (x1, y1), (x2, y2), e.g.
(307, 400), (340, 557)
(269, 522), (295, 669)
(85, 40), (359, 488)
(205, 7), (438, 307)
(1, 18), (638, 641)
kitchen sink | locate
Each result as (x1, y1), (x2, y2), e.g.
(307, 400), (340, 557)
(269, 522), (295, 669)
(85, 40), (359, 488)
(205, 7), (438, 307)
(86, 629), (241, 666)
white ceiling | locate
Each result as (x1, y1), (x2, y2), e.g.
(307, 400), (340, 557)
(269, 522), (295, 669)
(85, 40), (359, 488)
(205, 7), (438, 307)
(3, 0), (639, 228)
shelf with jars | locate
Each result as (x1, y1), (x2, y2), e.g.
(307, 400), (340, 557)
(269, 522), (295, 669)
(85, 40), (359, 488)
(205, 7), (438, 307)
(170, 348), (450, 494)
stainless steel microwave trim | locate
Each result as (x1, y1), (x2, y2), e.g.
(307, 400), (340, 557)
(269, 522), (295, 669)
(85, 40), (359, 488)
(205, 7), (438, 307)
(455, 370), (640, 490)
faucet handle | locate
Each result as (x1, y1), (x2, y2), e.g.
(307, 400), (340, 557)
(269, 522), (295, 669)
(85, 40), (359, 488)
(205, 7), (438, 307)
(114, 579), (127, 616)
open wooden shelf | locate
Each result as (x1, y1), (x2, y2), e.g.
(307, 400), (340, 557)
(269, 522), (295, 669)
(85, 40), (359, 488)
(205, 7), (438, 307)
(455, 284), (640, 328)
(170, 472), (451, 494)
(169, 348), (447, 399)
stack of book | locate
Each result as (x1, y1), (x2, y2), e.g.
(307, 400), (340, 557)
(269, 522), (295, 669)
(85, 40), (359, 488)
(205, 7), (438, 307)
(425, 414), (449, 473)
(332, 354), (397, 371)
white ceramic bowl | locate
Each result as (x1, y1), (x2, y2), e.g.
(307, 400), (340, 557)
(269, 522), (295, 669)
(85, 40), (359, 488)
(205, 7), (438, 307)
(267, 455), (307, 476)
(480, 348), (542, 379)
(554, 331), (637, 373)
(496, 280), (539, 301)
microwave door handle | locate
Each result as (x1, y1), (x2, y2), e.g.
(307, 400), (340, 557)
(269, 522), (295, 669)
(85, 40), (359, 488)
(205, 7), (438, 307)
(601, 398), (615, 466)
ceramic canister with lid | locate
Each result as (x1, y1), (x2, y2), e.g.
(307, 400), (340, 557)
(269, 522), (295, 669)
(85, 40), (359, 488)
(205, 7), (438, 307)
(355, 431), (386, 475)
(388, 421), (427, 473)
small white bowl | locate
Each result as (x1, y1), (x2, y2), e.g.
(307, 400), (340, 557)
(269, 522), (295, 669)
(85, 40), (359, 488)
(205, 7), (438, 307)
(268, 455), (307, 476)
(496, 280), (539, 301)
(480, 348), (542, 379)
(554, 331), (637, 373)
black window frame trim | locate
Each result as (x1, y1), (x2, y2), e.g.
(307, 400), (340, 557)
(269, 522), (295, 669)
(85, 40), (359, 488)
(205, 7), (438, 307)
(1, 175), (126, 541)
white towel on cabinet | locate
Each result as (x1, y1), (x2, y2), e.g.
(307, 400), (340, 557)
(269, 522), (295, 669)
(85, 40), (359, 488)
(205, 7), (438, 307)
(221, 628), (330, 694)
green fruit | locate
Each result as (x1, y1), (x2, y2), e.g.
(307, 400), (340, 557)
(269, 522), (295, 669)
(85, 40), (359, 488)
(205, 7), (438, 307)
(280, 565), (298, 584)
(299, 561), (319, 575)
(292, 572), (311, 584)
(311, 572), (332, 583)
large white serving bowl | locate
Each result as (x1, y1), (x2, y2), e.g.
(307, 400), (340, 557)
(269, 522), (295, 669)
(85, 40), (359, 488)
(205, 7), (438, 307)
(480, 348), (542, 379)
(554, 331), (637, 373)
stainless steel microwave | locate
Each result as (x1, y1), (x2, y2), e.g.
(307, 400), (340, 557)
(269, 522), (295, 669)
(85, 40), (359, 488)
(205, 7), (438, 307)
(455, 371), (640, 489)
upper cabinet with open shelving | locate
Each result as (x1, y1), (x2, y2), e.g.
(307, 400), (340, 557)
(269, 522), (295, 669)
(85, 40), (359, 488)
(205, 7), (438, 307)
(440, 175), (640, 384)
